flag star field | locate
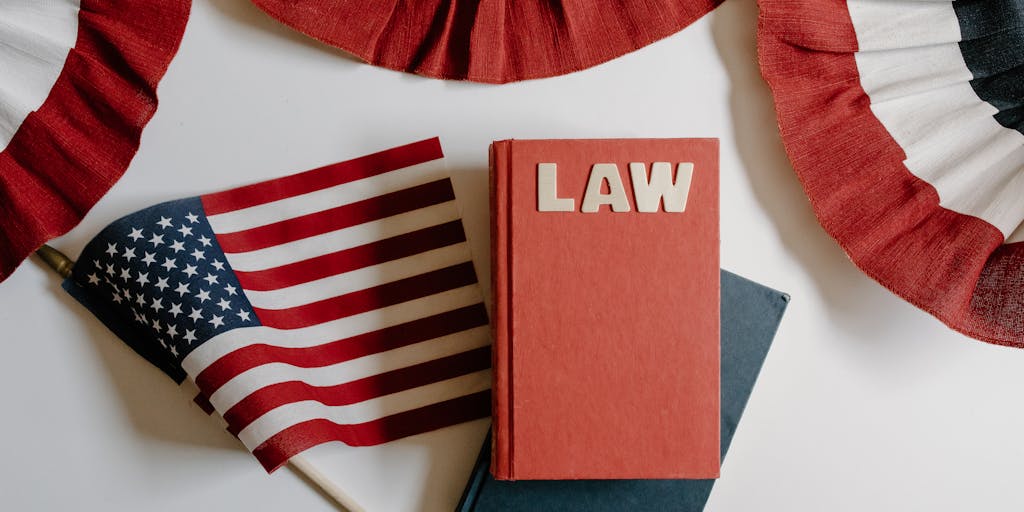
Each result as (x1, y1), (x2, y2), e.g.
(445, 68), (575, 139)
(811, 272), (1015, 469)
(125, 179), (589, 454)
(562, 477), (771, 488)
(76, 197), (257, 370)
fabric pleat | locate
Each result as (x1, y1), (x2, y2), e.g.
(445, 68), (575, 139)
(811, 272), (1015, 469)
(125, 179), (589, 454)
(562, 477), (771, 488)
(250, 0), (721, 83)
(758, 0), (1024, 346)
(0, 0), (191, 282)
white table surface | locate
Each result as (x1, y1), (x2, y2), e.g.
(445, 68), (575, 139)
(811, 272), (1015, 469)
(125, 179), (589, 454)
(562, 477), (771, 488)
(4, 1), (1024, 510)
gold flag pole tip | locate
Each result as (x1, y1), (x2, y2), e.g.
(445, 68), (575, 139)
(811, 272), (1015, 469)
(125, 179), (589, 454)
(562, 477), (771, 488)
(35, 244), (75, 279)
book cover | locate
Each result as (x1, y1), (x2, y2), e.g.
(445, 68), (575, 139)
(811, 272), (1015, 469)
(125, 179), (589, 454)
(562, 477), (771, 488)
(459, 270), (789, 511)
(490, 138), (720, 480)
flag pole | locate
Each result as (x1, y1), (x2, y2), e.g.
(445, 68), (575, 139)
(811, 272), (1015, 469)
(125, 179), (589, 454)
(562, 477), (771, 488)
(33, 245), (365, 512)
(289, 455), (366, 512)
(36, 244), (75, 278)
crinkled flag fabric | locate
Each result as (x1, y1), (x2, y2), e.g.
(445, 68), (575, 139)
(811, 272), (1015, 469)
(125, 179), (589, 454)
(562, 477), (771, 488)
(758, 0), (1024, 346)
(250, 0), (722, 83)
(0, 0), (190, 282)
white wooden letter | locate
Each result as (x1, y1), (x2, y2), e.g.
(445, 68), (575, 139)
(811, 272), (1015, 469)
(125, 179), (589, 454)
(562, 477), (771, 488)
(537, 163), (575, 212)
(581, 163), (631, 213)
(629, 162), (694, 213)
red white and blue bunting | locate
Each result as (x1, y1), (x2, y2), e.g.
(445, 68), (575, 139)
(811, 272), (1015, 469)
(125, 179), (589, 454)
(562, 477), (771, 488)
(0, 0), (191, 282)
(759, 0), (1024, 346)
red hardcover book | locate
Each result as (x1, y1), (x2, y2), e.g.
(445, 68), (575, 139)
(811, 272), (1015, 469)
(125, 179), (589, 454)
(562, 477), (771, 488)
(490, 138), (720, 480)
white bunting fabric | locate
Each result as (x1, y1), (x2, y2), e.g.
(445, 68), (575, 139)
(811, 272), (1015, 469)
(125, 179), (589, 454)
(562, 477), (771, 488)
(0, 0), (191, 283)
(759, 0), (1024, 346)
(0, 0), (80, 151)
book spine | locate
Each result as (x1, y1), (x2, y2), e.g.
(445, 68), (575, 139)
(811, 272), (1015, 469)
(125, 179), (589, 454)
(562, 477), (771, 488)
(489, 141), (513, 480)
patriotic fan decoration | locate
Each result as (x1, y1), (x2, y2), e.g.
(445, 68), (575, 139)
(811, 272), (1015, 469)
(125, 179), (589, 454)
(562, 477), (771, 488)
(250, 0), (721, 83)
(0, 0), (190, 283)
(759, 1), (1024, 346)
(62, 138), (491, 472)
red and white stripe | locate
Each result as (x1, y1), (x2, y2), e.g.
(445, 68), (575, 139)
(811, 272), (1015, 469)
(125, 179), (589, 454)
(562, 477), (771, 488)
(846, 1), (1024, 243)
(0, 0), (79, 151)
(758, 0), (1024, 346)
(0, 0), (190, 282)
(184, 138), (491, 471)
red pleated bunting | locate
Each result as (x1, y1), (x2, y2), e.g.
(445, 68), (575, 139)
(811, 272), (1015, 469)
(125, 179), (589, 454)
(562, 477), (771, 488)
(758, 0), (1024, 346)
(251, 0), (722, 83)
(0, 0), (191, 282)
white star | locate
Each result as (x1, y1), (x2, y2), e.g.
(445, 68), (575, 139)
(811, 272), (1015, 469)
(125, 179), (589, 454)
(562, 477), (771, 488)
(136, 272), (149, 286)
(112, 291), (124, 304)
(188, 308), (203, 322)
(196, 289), (211, 302)
(150, 297), (163, 312)
(165, 324), (178, 338)
(105, 263), (116, 276)
(185, 212), (199, 224)
(169, 240), (186, 253)
(151, 318), (162, 332)
(177, 225), (193, 237)
(136, 293), (146, 306)
(133, 310), (145, 324)
(141, 252), (157, 265)
(183, 329), (197, 343)
(210, 315), (225, 328)
(154, 276), (170, 291)
(120, 268), (132, 281)
(183, 264), (199, 278)
(168, 303), (183, 317)
(127, 228), (144, 241)
(224, 284), (237, 296)
(87, 273), (100, 285)
(161, 257), (176, 271)
(105, 243), (118, 256)
(236, 310), (251, 322)
(203, 273), (219, 285)
(174, 281), (190, 296)
(169, 345), (179, 357)
(123, 288), (133, 300)
(217, 298), (232, 311)
(148, 233), (165, 247)
(198, 235), (212, 247)
(191, 248), (205, 261)
(157, 216), (173, 229)
(159, 339), (168, 349)
(122, 247), (136, 261)
(211, 259), (225, 271)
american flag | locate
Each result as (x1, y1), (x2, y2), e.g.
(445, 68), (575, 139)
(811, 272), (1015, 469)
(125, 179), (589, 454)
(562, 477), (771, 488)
(63, 138), (492, 472)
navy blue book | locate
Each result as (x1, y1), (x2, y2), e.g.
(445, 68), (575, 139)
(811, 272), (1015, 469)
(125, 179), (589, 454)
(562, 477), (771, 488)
(456, 270), (789, 511)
